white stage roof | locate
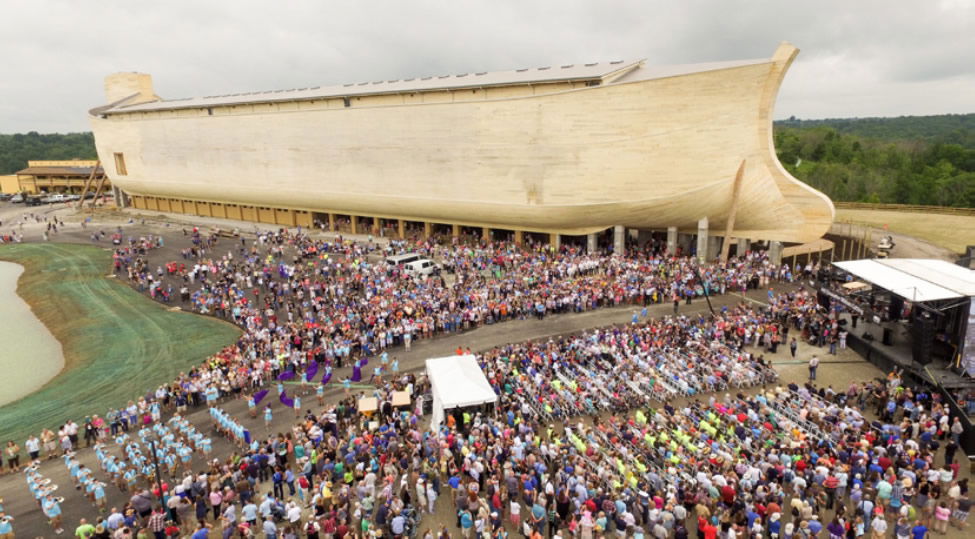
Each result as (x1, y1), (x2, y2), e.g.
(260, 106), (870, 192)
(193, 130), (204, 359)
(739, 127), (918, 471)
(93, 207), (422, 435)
(833, 259), (975, 302)
(425, 355), (497, 429)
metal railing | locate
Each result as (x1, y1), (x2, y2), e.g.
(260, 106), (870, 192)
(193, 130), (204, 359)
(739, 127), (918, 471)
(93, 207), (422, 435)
(834, 202), (975, 216)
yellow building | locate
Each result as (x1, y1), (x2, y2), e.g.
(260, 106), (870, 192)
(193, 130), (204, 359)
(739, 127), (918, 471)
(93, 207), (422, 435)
(0, 175), (19, 194)
(89, 42), (833, 257)
(10, 160), (107, 194)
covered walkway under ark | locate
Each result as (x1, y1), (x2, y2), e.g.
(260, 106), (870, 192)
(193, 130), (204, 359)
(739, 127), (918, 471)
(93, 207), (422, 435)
(125, 193), (801, 262)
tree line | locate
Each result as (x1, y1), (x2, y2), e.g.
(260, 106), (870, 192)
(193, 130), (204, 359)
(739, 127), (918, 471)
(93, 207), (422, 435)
(774, 113), (975, 207)
(0, 132), (97, 175)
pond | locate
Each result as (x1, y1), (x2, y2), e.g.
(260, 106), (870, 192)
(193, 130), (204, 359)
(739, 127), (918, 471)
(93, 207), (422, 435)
(0, 261), (65, 406)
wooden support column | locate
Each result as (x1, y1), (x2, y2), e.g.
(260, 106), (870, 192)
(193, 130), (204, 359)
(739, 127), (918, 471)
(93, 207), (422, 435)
(482, 227), (491, 243)
(769, 241), (783, 265)
(373, 216), (380, 235)
(550, 233), (560, 249)
(423, 222), (432, 238)
(90, 175), (108, 206)
(328, 213), (336, 232)
(350, 215), (358, 235)
(719, 160), (746, 262)
(398, 219), (406, 239)
(736, 238), (749, 255)
(696, 218), (709, 263)
(76, 160), (99, 209)
(614, 225), (625, 256)
(451, 224), (460, 238)
(514, 230), (524, 246)
(666, 227), (678, 254)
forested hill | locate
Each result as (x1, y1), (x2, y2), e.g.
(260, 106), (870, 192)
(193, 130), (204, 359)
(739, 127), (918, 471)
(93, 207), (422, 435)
(0, 132), (97, 175)
(776, 113), (975, 146)
(773, 113), (975, 207)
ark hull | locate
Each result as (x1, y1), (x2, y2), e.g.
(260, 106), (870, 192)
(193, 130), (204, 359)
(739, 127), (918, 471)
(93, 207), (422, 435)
(91, 44), (833, 241)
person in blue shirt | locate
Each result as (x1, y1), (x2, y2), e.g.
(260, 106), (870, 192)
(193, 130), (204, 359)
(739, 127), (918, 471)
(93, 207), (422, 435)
(42, 494), (63, 534)
(768, 513), (782, 537)
(264, 406), (273, 431)
(807, 516), (823, 536)
(263, 517), (278, 539)
(241, 501), (259, 526)
(191, 522), (211, 539)
(911, 521), (928, 539)
(746, 508), (760, 530)
(93, 482), (107, 512)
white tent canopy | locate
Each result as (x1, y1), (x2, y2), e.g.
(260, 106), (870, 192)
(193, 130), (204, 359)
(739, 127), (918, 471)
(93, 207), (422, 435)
(426, 355), (497, 430)
(834, 259), (975, 303)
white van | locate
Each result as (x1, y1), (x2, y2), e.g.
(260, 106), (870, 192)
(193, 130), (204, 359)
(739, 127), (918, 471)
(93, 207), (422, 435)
(386, 253), (422, 267)
(404, 259), (440, 277)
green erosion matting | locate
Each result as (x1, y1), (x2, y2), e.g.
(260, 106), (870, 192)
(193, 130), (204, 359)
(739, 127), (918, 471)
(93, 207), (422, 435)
(0, 243), (241, 442)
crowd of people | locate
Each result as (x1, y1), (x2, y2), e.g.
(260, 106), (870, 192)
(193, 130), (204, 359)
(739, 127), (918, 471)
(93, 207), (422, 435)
(2, 224), (971, 539)
(13, 290), (970, 539)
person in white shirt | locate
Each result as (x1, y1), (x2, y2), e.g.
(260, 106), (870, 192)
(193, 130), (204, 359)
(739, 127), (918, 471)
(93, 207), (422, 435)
(286, 501), (302, 525)
(871, 514), (889, 536)
(24, 435), (41, 461)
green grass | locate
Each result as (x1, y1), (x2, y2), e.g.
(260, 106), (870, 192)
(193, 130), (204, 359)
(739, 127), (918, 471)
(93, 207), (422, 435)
(835, 209), (975, 254)
(0, 243), (241, 443)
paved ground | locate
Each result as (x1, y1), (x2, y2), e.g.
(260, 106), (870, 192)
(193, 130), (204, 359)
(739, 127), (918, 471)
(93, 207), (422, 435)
(834, 209), (970, 259)
(0, 202), (970, 538)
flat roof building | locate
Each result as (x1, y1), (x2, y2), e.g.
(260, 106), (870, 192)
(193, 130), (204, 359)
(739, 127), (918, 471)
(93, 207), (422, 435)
(9, 160), (107, 195)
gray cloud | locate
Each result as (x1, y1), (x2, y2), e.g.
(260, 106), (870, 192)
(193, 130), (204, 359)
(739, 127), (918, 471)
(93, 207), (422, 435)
(0, 0), (972, 133)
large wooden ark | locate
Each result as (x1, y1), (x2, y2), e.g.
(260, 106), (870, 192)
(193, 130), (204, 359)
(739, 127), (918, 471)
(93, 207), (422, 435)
(90, 42), (833, 242)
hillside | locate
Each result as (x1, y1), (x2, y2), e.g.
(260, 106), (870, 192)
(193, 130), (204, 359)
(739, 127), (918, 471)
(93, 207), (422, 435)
(776, 113), (975, 147)
(0, 132), (97, 175)
(773, 113), (975, 207)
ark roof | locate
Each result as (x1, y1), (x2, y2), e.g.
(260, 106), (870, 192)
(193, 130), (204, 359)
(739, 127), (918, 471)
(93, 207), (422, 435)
(100, 57), (768, 115)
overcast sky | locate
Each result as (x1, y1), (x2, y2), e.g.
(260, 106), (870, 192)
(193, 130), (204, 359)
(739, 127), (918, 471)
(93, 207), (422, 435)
(1, 0), (972, 133)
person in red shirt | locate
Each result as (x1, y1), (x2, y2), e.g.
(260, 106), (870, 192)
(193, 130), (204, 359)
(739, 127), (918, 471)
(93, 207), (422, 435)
(701, 518), (718, 539)
(721, 484), (736, 505)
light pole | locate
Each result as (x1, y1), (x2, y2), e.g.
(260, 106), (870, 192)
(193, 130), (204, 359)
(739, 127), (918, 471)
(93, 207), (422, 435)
(148, 439), (164, 495)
